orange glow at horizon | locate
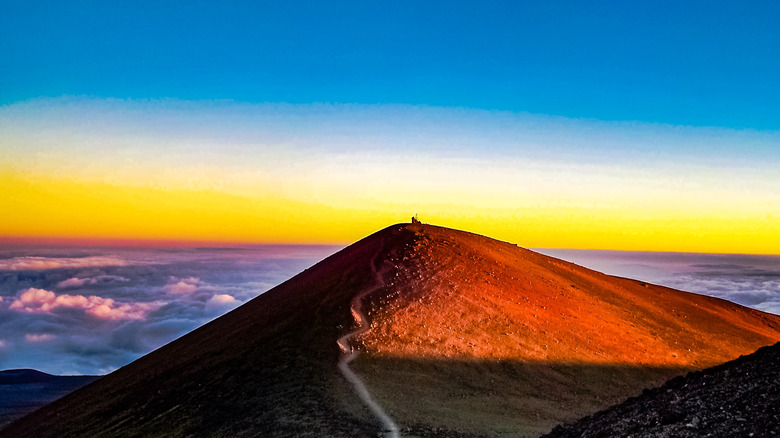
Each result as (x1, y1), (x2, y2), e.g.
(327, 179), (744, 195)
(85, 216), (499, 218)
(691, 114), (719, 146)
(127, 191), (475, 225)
(1, 171), (400, 245)
(3, 171), (780, 254)
(4, 100), (780, 254)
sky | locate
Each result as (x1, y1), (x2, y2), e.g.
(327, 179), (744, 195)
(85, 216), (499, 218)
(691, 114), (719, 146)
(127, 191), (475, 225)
(1, 1), (780, 253)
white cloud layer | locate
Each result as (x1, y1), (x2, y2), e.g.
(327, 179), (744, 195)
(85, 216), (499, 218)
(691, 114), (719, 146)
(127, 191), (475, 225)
(163, 277), (200, 294)
(205, 294), (239, 313)
(0, 256), (126, 271)
(57, 275), (129, 289)
(0, 245), (338, 375)
(538, 249), (780, 317)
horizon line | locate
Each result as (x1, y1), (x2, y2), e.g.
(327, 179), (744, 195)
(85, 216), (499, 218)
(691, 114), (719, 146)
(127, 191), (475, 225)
(2, 230), (779, 257)
(0, 235), (345, 248)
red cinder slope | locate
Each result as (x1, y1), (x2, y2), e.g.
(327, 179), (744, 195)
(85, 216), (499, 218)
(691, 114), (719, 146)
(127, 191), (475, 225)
(352, 223), (780, 436)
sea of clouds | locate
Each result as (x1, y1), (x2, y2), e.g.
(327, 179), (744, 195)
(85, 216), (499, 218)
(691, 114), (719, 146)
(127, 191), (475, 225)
(537, 249), (780, 316)
(0, 245), (339, 375)
(2, 244), (778, 376)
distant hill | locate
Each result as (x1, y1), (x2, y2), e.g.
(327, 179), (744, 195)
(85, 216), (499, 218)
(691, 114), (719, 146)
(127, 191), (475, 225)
(0, 369), (56, 385)
(543, 342), (780, 438)
(0, 370), (98, 429)
(3, 223), (780, 437)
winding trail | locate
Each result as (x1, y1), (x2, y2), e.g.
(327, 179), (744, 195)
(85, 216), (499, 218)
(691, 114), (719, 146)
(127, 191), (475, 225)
(337, 246), (400, 438)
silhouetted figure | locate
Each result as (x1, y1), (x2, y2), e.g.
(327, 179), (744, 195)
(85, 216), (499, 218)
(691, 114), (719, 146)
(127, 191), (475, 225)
(411, 216), (420, 224)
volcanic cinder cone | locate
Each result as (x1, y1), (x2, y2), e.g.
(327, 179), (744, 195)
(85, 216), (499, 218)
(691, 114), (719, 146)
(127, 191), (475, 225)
(3, 223), (780, 438)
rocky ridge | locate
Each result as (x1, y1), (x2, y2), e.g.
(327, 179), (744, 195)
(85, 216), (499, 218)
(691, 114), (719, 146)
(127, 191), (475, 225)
(544, 342), (780, 438)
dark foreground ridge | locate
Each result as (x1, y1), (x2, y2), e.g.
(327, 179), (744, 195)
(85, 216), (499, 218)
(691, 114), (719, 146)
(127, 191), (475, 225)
(3, 222), (780, 437)
(543, 342), (780, 438)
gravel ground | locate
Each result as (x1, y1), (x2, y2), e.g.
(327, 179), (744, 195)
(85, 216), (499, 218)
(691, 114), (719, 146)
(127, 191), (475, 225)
(543, 342), (780, 438)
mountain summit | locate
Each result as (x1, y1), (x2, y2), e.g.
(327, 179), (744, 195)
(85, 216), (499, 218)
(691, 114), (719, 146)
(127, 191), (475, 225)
(4, 223), (780, 437)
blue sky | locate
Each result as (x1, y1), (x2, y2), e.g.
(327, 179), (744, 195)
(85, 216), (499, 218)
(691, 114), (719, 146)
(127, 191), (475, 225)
(3, 1), (780, 129)
(3, 1), (780, 252)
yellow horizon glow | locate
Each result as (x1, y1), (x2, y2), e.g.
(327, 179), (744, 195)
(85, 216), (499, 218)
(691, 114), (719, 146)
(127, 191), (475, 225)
(3, 170), (779, 254)
(3, 99), (780, 254)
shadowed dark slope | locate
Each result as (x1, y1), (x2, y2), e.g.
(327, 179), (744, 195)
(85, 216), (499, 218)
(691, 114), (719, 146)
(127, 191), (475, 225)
(1, 224), (410, 438)
(3, 223), (780, 438)
(354, 358), (690, 437)
(543, 342), (780, 438)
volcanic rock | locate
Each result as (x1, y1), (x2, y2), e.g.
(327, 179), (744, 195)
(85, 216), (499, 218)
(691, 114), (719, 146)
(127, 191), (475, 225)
(543, 342), (780, 438)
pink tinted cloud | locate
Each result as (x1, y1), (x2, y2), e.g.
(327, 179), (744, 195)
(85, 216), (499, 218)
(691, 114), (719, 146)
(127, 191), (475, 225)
(25, 334), (55, 343)
(0, 256), (126, 271)
(10, 288), (158, 320)
(85, 297), (156, 320)
(205, 293), (240, 314)
(9, 288), (57, 311)
(57, 277), (90, 288)
(163, 277), (200, 294)
(57, 275), (129, 288)
(209, 294), (236, 305)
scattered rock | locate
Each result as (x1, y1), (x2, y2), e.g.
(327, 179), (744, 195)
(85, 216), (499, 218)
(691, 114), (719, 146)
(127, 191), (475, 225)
(543, 343), (780, 438)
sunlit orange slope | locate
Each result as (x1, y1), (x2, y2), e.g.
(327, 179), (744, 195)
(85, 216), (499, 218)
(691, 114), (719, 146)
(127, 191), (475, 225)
(351, 223), (780, 436)
(361, 223), (780, 366)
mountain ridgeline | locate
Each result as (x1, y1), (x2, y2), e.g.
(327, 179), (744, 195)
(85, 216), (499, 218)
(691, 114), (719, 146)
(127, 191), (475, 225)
(3, 223), (780, 437)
